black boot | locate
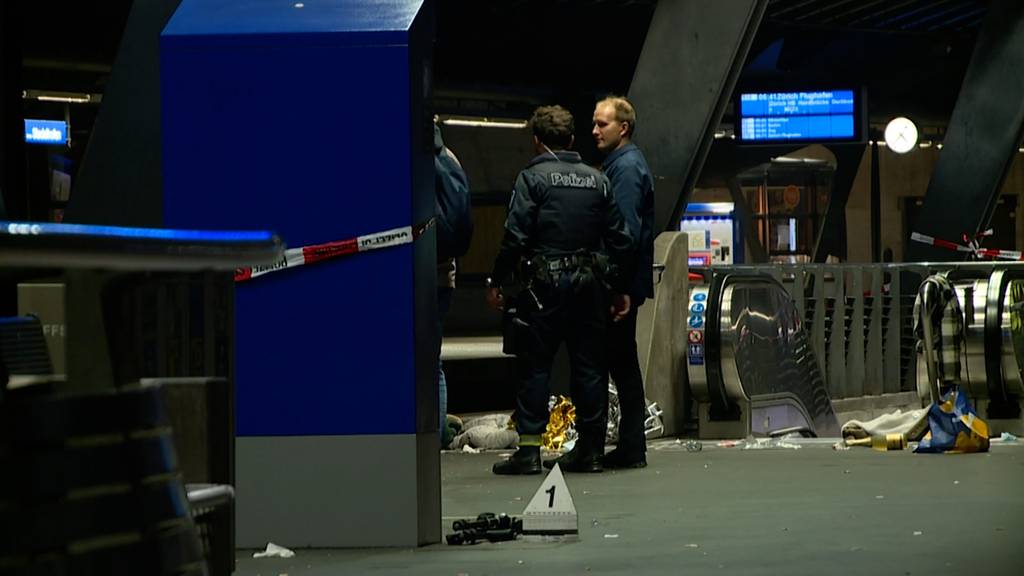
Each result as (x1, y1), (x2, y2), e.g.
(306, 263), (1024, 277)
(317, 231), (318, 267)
(492, 446), (542, 475)
(601, 447), (647, 469)
(543, 440), (603, 473)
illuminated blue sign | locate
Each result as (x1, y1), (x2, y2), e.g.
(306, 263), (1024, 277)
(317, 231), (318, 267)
(0, 220), (275, 243)
(738, 90), (859, 143)
(24, 119), (67, 145)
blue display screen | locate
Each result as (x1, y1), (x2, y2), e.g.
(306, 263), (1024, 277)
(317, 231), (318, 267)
(24, 119), (67, 145)
(738, 90), (858, 142)
(0, 220), (276, 243)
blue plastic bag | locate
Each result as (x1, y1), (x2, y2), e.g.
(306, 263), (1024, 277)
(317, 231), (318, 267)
(914, 389), (989, 454)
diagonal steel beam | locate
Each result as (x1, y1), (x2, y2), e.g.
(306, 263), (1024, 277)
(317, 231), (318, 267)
(906, 0), (1024, 262)
(628, 0), (768, 233)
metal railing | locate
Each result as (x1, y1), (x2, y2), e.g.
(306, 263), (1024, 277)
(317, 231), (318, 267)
(698, 262), (1024, 400)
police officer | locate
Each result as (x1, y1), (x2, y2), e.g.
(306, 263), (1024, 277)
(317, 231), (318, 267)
(486, 105), (634, 475)
(592, 96), (654, 469)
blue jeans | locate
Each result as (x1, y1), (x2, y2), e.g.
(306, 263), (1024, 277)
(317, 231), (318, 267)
(437, 287), (454, 435)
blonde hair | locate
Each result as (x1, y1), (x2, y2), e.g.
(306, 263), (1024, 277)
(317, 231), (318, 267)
(597, 96), (636, 137)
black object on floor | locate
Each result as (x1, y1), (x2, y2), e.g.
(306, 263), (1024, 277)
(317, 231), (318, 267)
(446, 512), (523, 545)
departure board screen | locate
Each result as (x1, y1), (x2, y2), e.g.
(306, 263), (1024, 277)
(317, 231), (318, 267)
(737, 90), (860, 143)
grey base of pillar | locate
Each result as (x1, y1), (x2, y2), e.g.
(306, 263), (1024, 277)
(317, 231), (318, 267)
(637, 232), (690, 436)
(235, 433), (440, 548)
(697, 401), (750, 440)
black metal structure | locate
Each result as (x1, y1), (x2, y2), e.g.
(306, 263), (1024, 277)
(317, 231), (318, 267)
(765, 0), (988, 33)
(0, 316), (52, 376)
(63, 0), (182, 227)
(870, 140), (881, 262)
(0, 1), (24, 221)
(812, 144), (865, 263)
(727, 177), (769, 264)
(905, 0), (1024, 262)
(628, 0), (769, 234)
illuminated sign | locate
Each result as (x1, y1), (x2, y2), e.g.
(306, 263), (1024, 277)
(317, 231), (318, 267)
(0, 220), (275, 243)
(738, 90), (861, 143)
(24, 119), (67, 145)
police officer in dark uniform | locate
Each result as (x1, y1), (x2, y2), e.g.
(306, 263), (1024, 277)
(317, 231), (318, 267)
(485, 105), (634, 475)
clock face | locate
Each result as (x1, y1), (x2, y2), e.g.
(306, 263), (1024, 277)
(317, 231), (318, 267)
(884, 117), (918, 153)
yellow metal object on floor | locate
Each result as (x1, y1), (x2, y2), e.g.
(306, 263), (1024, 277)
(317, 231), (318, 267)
(846, 433), (907, 451)
(542, 396), (576, 450)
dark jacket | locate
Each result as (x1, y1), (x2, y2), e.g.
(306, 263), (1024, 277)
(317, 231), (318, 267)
(603, 142), (654, 303)
(434, 125), (473, 262)
(491, 150), (633, 292)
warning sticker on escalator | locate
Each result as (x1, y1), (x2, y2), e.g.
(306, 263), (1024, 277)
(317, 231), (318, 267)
(687, 289), (708, 366)
(688, 344), (705, 365)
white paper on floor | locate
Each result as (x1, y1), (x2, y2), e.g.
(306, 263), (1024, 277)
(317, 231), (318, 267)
(253, 542), (296, 559)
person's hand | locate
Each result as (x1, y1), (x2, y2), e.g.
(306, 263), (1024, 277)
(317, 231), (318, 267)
(486, 287), (505, 311)
(610, 293), (631, 322)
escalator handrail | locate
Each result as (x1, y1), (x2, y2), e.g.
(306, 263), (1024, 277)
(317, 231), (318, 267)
(983, 269), (1024, 408)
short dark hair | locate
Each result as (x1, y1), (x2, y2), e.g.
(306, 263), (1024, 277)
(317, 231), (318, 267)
(530, 105), (574, 149)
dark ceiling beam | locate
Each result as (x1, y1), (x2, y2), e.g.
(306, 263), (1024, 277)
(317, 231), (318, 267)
(820, 0), (889, 25)
(767, 0), (985, 34)
(875, 0), (959, 28)
(900, 2), (979, 30)
(953, 14), (987, 32)
(769, 0), (820, 19)
(792, 0), (862, 22)
(926, 6), (987, 32)
(847, 0), (924, 26)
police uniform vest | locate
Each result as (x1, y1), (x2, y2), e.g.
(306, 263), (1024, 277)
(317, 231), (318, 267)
(491, 150), (631, 294)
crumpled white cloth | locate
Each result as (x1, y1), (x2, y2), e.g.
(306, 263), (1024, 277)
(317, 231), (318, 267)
(841, 408), (929, 440)
(252, 542), (295, 559)
(451, 413), (518, 450)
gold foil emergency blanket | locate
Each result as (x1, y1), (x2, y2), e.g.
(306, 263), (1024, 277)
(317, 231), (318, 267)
(542, 395), (576, 450)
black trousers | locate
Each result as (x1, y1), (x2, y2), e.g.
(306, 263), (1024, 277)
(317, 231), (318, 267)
(608, 304), (647, 454)
(513, 272), (609, 446)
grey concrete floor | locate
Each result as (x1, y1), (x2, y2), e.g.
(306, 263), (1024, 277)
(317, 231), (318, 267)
(235, 440), (1024, 576)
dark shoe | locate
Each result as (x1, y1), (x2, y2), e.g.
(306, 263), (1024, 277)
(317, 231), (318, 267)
(601, 448), (647, 469)
(543, 446), (603, 473)
(492, 447), (542, 475)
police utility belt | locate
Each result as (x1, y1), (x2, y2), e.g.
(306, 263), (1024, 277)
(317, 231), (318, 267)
(523, 252), (609, 287)
(535, 253), (596, 273)
(503, 253), (605, 356)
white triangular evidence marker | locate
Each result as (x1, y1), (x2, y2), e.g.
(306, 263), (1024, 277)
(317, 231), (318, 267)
(521, 463), (578, 535)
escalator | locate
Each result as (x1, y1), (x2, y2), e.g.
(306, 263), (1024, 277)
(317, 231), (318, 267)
(915, 271), (1024, 418)
(687, 273), (840, 438)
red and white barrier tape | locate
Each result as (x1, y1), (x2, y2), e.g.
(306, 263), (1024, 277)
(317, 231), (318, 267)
(911, 231), (1023, 261)
(235, 219), (433, 282)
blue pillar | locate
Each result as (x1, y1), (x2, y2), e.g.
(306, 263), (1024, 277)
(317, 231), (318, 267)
(160, 0), (438, 547)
